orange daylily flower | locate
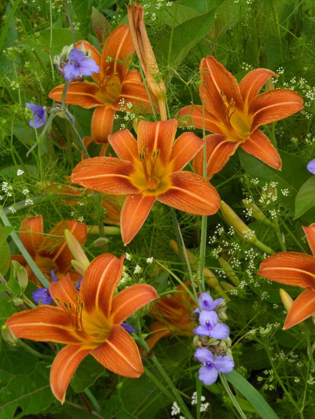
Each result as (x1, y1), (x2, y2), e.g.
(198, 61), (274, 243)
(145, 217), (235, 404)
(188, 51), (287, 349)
(6, 254), (158, 402)
(12, 215), (87, 286)
(258, 224), (315, 329)
(71, 119), (221, 245)
(49, 25), (155, 144)
(177, 57), (304, 179)
(144, 283), (195, 352)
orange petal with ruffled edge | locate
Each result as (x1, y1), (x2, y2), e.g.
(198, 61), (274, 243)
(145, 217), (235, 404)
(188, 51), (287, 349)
(157, 171), (220, 215)
(170, 132), (203, 171)
(193, 134), (240, 180)
(177, 104), (225, 135)
(284, 289), (315, 329)
(71, 157), (139, 194)
(111, 284), (158, 324)
(240, 130), (282, 170)
(258, 252), (315, 288)
(49, 81), (106, 109)
(91, 106), (116, 144)
(302, 224), (315, 257)
(80, 253), (124, 317)
(239, 68), (275, 104)
(50, 345), (91, 403)
(20, 215), (44, 256)
(76, 40), (102, 84)
(137, 119), (178, 166)
(200, 56), (244, 123)
(108, 129), (139, 163)
(101, 25), (134, 81)
(121, 194), (156, 245)
(91, 325), (143, 377)
(250, 89), (304, 131)
(5, 305), (79, 344)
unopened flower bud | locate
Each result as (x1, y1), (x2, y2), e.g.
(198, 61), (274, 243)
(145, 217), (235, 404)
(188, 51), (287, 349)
(12, 297), (24, 306)
(11, 260), (28, 291)
(72, 260), (87, 276)
(1, 325), (18, 346)
(242, 199), (275, 227)
(225, 348), (233, 359)
(193, 335), (201, 347)
(92, 237), (109, 247)
(279, 289), (293, 312)
(220, 282), (235, 292)
(218, 257), (240, 286)
(220, 201), (257, 243)
(65, 229), (90, 268)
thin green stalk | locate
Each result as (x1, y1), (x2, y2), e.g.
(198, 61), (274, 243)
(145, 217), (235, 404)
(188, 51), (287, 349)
(17, 339), (52, 360)
(0, 0), (22, 53)
(139, 67), (157, 121)
(304, 326), (315, 371)
(65, 0), (76, 48)
(49, 0), (55, 81)
(167, 0), (179, 72)
(143, 367), (175, 401)
(171, 208), (185, 266)
(220, 375), (247, 419)
(274, 217), (286, 252)
(84, 388), (101, 414)
(66, 116), (90, 158)
(279, 218), (307, 253)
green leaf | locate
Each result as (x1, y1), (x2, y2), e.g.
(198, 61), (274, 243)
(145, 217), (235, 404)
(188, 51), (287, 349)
(0, 241), (11, 276)
(294, 176), (315, 219)
(0, 227), (13, 246)
(226, 370), (279, 419)
(213, 0), (247, 40)
(71, 0), (89, 36)
(154, 9), (216, 71)
(71, 355), (108, 393)
(91, 7), (111, 45)
(180, 0), (223, 13)
(159, 5), (201, 27)
(0, 297), (15, 327)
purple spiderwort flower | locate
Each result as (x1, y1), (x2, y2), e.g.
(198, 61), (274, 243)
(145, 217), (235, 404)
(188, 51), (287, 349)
(32, 270), (57, 305)
(193, 292), (224, 314)
(195, 348), (234, 386)
(194, 311), (229, 340)
(76, 277), (82, 291)
(26, 103), (47, 129)
(64, 49), (100, 80)
(307, 159), (315, 175)
(121, 322), (136, 334)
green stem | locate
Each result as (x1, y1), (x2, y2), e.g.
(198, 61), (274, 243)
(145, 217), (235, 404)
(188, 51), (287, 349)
(139, 67), (157, 121)
(143, 367), (175, 401)
(171, 208), (185, 266)
(0, 0), (22, 53)
(252, 238), (275, 255)
(220, 375), (247, 419)
(17, 339), (52, 360)
(274, 217), (286, 252)
(279, 219), (307, 253)
(83, 388), (101, 413)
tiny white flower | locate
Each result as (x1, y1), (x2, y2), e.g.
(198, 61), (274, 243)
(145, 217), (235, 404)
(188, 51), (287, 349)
(146, 257), (153, 264)
(17, 169), (24, 176)
(9, 206), (16, 213)
(125, 252), (132, 260)
(134, 265), (142, 274)
(78, 216), (84, 222)
(23, 189), (29, 195)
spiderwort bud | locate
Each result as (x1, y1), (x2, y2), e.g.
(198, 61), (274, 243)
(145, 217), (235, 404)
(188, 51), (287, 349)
(220, 201), (257, 243)
(65, 229), (90, 269)
(12, 297), (24, 306)
(279, 289), (293, 312)
(92, 237), (109, 247)
(16, 265), (28, 292)
(1, 325), (18, 346)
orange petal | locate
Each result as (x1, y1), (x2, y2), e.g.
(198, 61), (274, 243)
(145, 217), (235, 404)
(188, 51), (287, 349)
(143, 322), (172, 352)
(239, 68), (275, 104)
(137, 119), (178, 166)
(71, 157), (139, 194)
(49, 273), (78, 307)
(91, 324), (143, 378)
(258, 252), (315, 288)
(240, 130), (282, 170)
(170, 132), (203, 171)
(115, 77), (155, 113)
(111, 284), (158, 324)
(91, 106), (116, 144)
(80, 253), (124, 317)
(20, 215), (44, 256)
(76, 40), (102, 84)
(39, 220), (87, 275)
(108, 129), (138, 162)
(122, 69), (142, 83)
(200, 57), (244, 122)
(250, 89), (304, 131)
(284, 289), (315, 329)
(49, 81), (105, 109)
(177, 104), (224, 135)
(193, 134), (240, 180)
(157, 171), (220, 215)
(121, 194), (156, 245)
(50, 345), (91, 403)
(302, 224), (315, 257)
(102, 196), (121, 225)
(101, 24), (134, 81)
(5, 305), (79, 344)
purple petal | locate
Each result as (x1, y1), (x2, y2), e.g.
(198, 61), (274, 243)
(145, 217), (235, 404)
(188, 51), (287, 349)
(76, 277), (83, 291)
(307, 159), (315, 175)
(64, 63), (81, 80)
(193, 308), (200, 313)
(199, 365), (218, 386)
(213, 356), (234, 374)
(51, 270), (58, 282)
(68, 49), (85, 63)
(198, 292), (214, 310)
(121, 322), (136, 333)
(79, 58), (100, 76)
(26, 103), (46, 129)
(194, 348), (214, 364)
(32, 287), (53, 305)
(26, 103), (43, 113)
(208, 297), (224, 310)
(199, 310), (218, 329)
(193, 325), (211, 336)
(209, 323), (230, 340)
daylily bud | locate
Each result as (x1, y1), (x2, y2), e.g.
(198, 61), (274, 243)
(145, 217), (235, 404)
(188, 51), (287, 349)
(220, 201), (257, 243)
(92, 237), (109, 247)
(205, 270), (231, 302)
(220, 282), (235, 292)
(72, 260), (87, 276)
(242, 199), (275, 228)
(127, 2), (167, 120)
(12, 297), (24, 306)
(1, 325), (18, 346)
(218, 257), (240, 286)
(279, 289), (293, 312)
(65, 229), (90, 268)
(11, 260), (28, 292)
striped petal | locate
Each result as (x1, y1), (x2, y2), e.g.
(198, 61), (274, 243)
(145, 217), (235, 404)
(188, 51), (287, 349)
(80, 253), (124, 317)
(5, 305), (79, 344)
(240, 130), (282, 170)
(177, 104), (224, 135)
(302, 224), (315, 257)
(108, 129), (139, 163)
(50, 345), (91, 403)
(49, 81), (106, 109)
(102, 195), (122, 225)
(170, 132), (203, 171)
(137, 119), (178, 166)
(258, 252), (315, 288)
(239, 68), (275, 104)
(157, 171), (220, 215)
(49, 273), (78, 307)
(91, 106), (116, 144)
(91, 325), (143, 378)
(20, 215), (44, 256)
(284, 289), (315, 329)
(71, 157), (139, 194)
(121, 194), (156, 245)
(111, 284), (158, 324)
(115, 76), (154, 113)
(250, 89), (304, 131)
(193, 134), (240, 180)
(76, 40), (102, 84)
